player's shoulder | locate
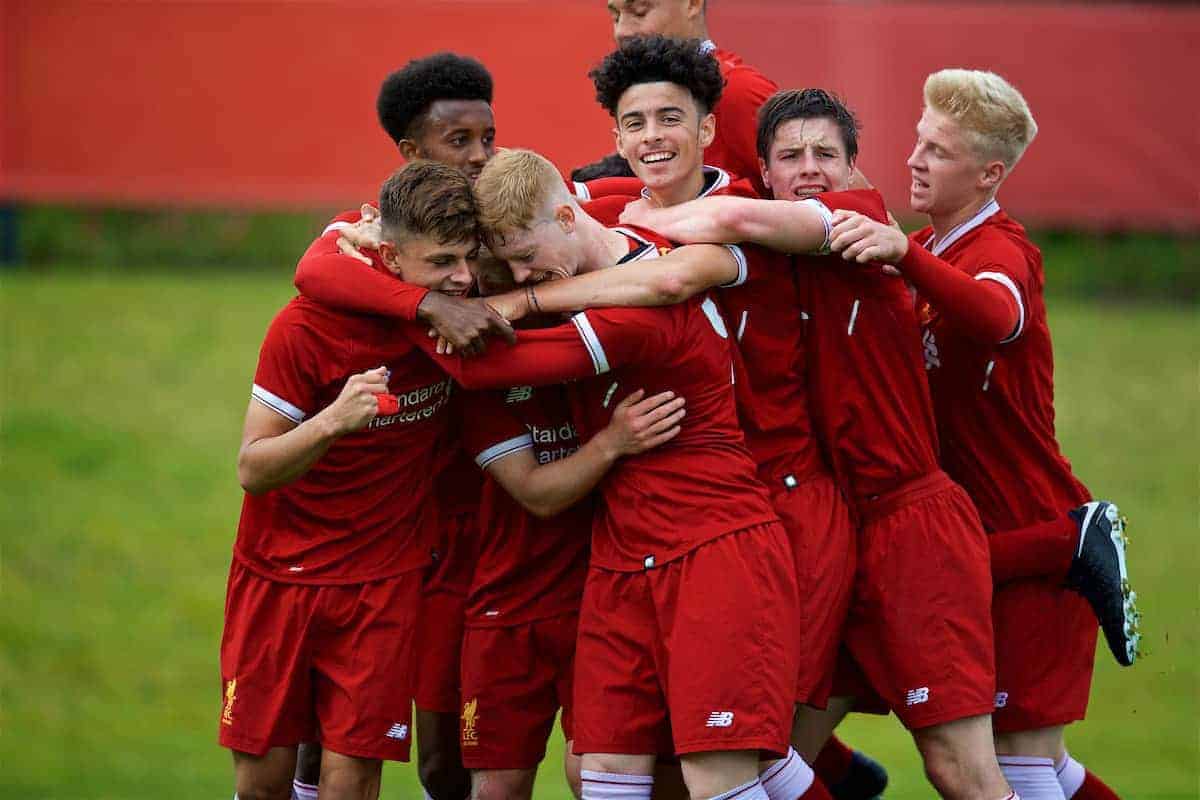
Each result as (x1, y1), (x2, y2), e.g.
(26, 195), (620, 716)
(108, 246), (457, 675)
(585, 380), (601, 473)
(584, 194), (637, 227)
(713, 48), (777, 92)
(963, 216), (1038, 270)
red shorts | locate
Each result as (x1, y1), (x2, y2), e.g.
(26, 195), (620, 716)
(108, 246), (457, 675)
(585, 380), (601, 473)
(991, 580), (1097, 733)
(572, 524), (799, 758)
(843, 472), (996, 730)
(415, 512), (476, 713)
(218, 561), (421, 760)
(763, 467), (856, 708)
(459, 612), (579, 770)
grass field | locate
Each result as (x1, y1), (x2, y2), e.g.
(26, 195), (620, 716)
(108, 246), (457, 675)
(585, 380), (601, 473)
(2, 267), (1196, 799)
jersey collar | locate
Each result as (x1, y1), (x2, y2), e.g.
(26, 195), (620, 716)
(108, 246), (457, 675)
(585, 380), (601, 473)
(639, 165), (731, 203)
(924, 198), (1001, 257)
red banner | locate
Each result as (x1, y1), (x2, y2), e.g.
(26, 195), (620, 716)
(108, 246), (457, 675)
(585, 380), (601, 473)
(3, 1), (1198, 230)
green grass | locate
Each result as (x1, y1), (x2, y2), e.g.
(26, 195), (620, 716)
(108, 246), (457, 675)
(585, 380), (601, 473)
(2, 267), (1196, 798)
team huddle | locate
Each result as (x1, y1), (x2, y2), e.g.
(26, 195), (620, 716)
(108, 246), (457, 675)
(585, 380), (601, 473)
(218, 4), (1141, 800)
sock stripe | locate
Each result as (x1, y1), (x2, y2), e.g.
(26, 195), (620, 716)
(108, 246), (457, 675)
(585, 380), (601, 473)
(760, 749), (797, 783)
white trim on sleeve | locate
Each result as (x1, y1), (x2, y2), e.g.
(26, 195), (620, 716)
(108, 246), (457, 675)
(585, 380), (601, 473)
(571, 313), (612, 375)
(572, 181), (592, 201)
(719, 244), (749, 287)
(475, 433), (534, 468)
(322, 220), (352, 236)
(975, 271), (1026, 343)
(798, 197), (834, 254)
(251, 384), (308, 423)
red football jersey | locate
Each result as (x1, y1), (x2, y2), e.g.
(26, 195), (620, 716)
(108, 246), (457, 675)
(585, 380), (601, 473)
(707, 45), (778, 195)
(799, 190), (943, 506)
(236, 297), (449, 583)
(912, 204), (1090, 530)
(293, 206), (430, 319)
(462, 385), (590, 626)
(420, 229), (778, 571)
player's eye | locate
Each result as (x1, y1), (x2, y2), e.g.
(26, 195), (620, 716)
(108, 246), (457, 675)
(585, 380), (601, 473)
(449, 136), (467, 147)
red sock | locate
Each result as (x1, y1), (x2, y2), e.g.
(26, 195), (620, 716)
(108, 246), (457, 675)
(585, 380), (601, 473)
(988, 514), (1077, 584)
(1074, 771), (1121, 800)
(802, 779), (833, 800)
(813, 736), (855, 785)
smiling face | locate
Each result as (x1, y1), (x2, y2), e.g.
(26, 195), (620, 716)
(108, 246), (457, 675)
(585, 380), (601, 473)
(761, 116), (854, 201)
(614, 81), (714, 202)
(907, 106), (994, 217)
(404, 99), (496, 183)
(380, 234), (477, 296)
(484, 210), (583, 286)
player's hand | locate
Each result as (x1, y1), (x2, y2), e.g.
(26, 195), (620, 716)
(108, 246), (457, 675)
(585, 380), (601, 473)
(597, 389), (686, 458)
(830, 209), (909, 265)
(334, 204), (384, 265)
(418, 293), (516, 357)
(323, 366), (392, 435)
(617, 198), (655, 227)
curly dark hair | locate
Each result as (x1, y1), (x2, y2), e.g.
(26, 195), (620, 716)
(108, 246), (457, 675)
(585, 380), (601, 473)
(379, 160), (480, 245)
(377, 53), (494, 144)
(756, 88), (861, 162)
(590, 36), (724, 118)
(570, 152), (637, 182)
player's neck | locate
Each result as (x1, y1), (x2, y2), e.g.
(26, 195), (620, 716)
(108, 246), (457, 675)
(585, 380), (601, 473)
(646, 167), (706, 210)
(930, 193), (997, 242)
(577, 214), (631, 273)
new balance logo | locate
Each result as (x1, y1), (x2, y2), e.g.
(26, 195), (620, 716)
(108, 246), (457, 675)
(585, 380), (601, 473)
(385, 723), (409, 740)
(905, 687), (930, 706)
(922, 329), (941, 370)
(994, 691), (1009, 708)
(705, 711), (734, 727)
(506, 386), (533, 404)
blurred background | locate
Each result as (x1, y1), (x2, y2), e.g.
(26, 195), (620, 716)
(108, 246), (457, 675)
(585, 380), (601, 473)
(2, 1), (1197, 797)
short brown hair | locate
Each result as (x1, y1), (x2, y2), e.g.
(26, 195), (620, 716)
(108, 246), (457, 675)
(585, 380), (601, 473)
(473, 149), (571, 243)
(379, 160), (480, 244)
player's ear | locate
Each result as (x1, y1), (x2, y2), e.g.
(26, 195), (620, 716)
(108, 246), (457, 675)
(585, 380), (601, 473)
(613, 126), (626, 159)
(980, 159), (1006, 192)
(555, 203), (577, 234)
(397, 139), (420, 162)
(758, 157), (771, 193)
(378, 241), (402, 276)
(698, 112), (716, 150)
(685, 0), (705, 23)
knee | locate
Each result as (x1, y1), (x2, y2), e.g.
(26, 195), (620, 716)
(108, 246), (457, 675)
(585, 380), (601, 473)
(420, 752), (470, 800)
(472, 772), (534, 800)
(921, 743), (969, 799)
(564, 756), (583, 800)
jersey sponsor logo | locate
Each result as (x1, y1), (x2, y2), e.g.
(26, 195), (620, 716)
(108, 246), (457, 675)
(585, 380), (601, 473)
(461, 697), (480, 747)
(905, 686), (930, 706)
(922, 329), (941, 370)
(705, 711), (734, 727)
(368, 378), (453, 429)
(530, 421), (580, 464)
(994, 691), (1009, 708)
(506, 386), (533, 404)
(221, 678), (237, 726)
(385, 722), (409, 740)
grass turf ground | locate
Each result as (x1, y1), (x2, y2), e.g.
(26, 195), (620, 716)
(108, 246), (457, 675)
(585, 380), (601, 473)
(2, 268), (1196, 798)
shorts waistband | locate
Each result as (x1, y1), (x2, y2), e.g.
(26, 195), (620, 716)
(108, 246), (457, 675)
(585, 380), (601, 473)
(856, 470), (955, 525)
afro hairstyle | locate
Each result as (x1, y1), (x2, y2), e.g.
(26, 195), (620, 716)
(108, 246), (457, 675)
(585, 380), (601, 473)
(377, 53), (494, 144)
(590, 35), (724, 118)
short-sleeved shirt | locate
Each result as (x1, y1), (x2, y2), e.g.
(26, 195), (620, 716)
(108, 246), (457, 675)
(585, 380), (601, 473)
(798, 190), (943, 507)
(462, 385), (591, 626)
(236, 297), (449, 584)
(565, 228), (777, 570)
(912, 204), (1090, 531)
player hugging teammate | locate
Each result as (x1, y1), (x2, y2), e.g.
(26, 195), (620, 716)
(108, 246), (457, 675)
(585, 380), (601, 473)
(219, 4), (1139, 800)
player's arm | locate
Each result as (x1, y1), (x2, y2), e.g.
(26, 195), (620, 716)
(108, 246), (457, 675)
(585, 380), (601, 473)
(408, 308), (666, 389)
(829, 210), (1020, 343)
(619, 195), (832, 254)
(487, 245), (742, 322)
(237, 367), (390, 494)
(483, 389), (685, 518)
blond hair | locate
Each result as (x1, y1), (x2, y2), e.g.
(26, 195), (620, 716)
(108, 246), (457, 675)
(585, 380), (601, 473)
(474, 149), (571, 241)
(923, 69), (1037, 169)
